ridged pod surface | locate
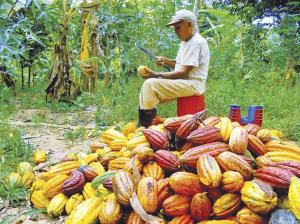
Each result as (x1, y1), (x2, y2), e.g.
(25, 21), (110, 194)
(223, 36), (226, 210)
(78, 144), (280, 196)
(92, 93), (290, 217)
(98, 196), (123, 224)
(241, 179), (277, 215)
(44, 174), (69, 198)
(180, 142), (229, 168)
(127, 211), (145, 224)
(248, 134), (268, 156)
(162, 194), (191, 217)
(236, 207), (268, 224)
(229, 126), (248, 154)
(65, 197), (103, 224)
(47, 193), (68, 217)
(143, 162), (164, 181)
(213, 193), (242, 219)
(190, 192), (212, 222)
(142, 129), (169, 150)
(187, 126), (222, 145)
(221, 171), (244, 193)
(215, 117), (232, 142)
(169, 214), (194, 224)
(65, 193), (84, 215)
(176, 117), (199, 139)
(197, 155), (222, 188)
(169, 172), (205, 196)
(216, 151), (254, 181)
(112, 170), (134, 206)
(154, 150), (181, 172)
(30, 190), (50, 209)
(62, 170), (86, 196)
(137, 177), (158, 213)
(288, 177), (300, 220)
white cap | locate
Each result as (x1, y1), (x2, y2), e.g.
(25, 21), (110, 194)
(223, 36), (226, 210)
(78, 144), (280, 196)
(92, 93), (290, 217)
(166, 9), (197, 26)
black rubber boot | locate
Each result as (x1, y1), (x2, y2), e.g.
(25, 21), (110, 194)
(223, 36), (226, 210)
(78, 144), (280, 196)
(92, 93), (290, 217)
(137, 108), (157, 128)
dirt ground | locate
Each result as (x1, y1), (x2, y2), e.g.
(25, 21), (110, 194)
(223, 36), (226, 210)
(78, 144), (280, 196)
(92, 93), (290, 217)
(0, 107), (100, 223)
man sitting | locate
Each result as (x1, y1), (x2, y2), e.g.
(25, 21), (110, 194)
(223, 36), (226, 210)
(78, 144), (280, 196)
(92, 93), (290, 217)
(138, 9), (210, 127)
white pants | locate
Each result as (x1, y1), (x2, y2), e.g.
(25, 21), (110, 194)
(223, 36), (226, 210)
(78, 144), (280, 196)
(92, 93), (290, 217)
(139, 78), (205, 110)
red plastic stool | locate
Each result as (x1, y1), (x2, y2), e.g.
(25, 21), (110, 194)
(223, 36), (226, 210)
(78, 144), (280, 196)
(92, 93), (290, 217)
(177, 95), (206, 116)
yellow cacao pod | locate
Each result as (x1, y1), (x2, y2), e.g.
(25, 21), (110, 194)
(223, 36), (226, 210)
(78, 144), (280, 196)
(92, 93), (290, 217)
(6, 172), (22, 188)
(17, 162), (33, 175)
(122, 122), (137, 137)
(288, 176), (300, 220)
(241, 179), (277, 215)
(43, 174), (69, 198)
(236, 207), (268, 224)
(33, 150), (47, 164)
(65, 193), (84, 215)
(98, 197), (123, 224)
(65, 197), (103, 224)
(22, 172), (35, 188)
(30, 179), (46, 192)
(89, 161), (105, 175)
(47, 193), (68, 217)
(83, 182), (97, 200)
(215, 117), (232, 142)
(30, 190), (50, 209)
(101, 128), (127, 145)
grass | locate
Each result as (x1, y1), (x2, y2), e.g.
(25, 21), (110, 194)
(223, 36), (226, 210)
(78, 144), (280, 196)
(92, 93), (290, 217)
(0, 125), (34, 206)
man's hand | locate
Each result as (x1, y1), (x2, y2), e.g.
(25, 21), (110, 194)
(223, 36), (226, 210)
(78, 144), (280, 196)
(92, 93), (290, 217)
(156, 56), (167, 67)
(140, 67), (161, 79)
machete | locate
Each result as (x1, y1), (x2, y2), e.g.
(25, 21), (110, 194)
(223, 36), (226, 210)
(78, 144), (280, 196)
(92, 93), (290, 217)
(135, 43), (171, 72)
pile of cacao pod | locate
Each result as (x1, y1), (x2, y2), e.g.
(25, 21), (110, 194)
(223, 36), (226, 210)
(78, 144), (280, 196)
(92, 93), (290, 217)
(6, 112), (300, 224)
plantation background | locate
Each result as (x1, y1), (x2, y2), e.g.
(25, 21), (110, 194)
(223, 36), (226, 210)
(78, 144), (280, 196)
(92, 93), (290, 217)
(0, 0), (299, 221)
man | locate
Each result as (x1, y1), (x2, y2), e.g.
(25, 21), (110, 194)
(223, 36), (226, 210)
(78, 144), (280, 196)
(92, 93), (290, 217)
(138, 9), (210, 127)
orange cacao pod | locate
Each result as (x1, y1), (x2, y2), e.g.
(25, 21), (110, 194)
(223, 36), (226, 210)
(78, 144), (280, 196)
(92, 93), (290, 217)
(154, 150), (181, 172)
(157, 178), (172, 208)
(254, 166), (295, 189)
(143, 162), (164, 181)
(176, 117), (199, 139)
(207, 187), (223, 202)
(62, 170), (85, 196)
(127, 211), (145, 224)
(137, 177), (158, 213)
(142, 129), (169, 150)
(221, 171), (244, 193)
(180, 142), (229, 168)
(187, 126), (221, 145)
(216, 151), (254, 180)
(169, 172), (205, 196)
(169, 214), (194, 224)
(229, 126), (248, 154)
(162, 194), (191, 217)
(213, 193), (242, 219)
(190, 192), (212, 222)
(245, 124), (261, 135)
(197, 155), (222, 188)
(236, 207), (268, 224)
(77, 165), (98, 182)
(248, 134), (267, 156)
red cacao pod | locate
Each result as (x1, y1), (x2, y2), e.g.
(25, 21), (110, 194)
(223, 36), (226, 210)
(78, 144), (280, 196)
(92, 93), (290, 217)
(77, 165), (98, 182)
(62, 170), (86, 196)
(176, 117), (199, 139)
(187, 126), (222, 145)
(164, 115), (193, 133)
(254, 166), (295, 189)
(154, 150), (181, 172)
(142, 129), (169, 150)
(180, 142), (229, 168)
